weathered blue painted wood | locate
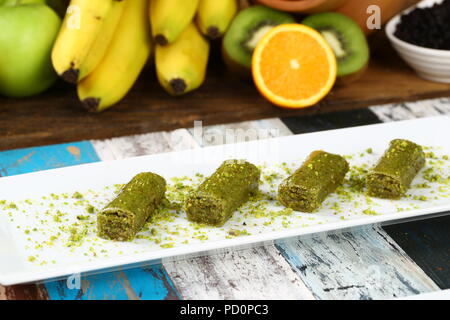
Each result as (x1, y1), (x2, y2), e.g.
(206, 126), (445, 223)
(122, 266), (180, 300)
(45, 265), (180, 300)
(0, 141), (99, 177)
(0, 141), (180, 300)
(45, 273), (134, 300)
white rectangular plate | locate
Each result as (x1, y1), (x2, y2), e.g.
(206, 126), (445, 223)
(0, 116), (449, 286)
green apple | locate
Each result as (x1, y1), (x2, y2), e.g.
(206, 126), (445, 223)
(0, 0), (61, 97)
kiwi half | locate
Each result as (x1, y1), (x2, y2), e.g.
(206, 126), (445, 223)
(223, 5), (295, 75)
(302, 12), (369, 81)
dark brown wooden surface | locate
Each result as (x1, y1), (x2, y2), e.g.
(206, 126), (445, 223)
(1, 41), (450, 151)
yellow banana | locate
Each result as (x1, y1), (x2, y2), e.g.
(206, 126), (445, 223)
(77, 0), (152, 112)
(77, 0), (125, 81)
(155, 23), (209, 96)
(51, 0), (120, 83)
(196, 0), (238, 39)
(150, 0), (199, 45)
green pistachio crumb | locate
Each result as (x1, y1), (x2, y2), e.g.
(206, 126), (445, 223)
(363, 209), (378, 215)
(86, 205), (96, 214)
(72, 192), (83, 199)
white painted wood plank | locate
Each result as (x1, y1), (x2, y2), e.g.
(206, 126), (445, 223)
(400, 288), (450, 300)
(370, 98), (450, 122)
(91, 128), (199, 160)
(165, 246), (315, 300)
(276, 226), (439, 300)
(187, 118), (292, 147)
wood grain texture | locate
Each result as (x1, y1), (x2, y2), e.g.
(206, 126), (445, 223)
(400, 288), (450, 300)
(164, 246), (315, 300)
(370, 98), (450, 122)
(0, 284), (48, 300)
(384, 216), (450, 290)
(45, 266), (180, 300)
(0, 141), (99, 177)
(281, 108), (381, 134)
(187, 118), (291, 146)
(91, 129), (198, 161)
(276, 227), (439, 300)
(1, 45), (450, 151)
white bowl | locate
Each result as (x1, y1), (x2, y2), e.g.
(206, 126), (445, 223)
(385, 0), (450, 83)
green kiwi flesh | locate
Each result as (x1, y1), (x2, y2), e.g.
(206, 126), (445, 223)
(223, 5), (295, 70)
(302, 12), (369, 78)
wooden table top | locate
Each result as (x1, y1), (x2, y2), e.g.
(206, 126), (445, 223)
(1, 41), (450, 152)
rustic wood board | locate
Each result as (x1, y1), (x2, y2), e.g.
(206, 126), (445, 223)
(1, 42), (450, 151)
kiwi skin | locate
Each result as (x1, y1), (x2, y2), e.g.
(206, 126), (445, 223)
(222, 45), (253, 79)
(222, 5), (295, 77)
(302, 12), (370, 85)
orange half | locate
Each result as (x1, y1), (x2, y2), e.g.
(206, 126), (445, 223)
(252, 24), (337, 109)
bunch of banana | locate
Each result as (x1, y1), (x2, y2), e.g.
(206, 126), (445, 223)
(51, 0), (238, 111)
(152, 0), (238, 96)
(77, 0), (152, 112)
